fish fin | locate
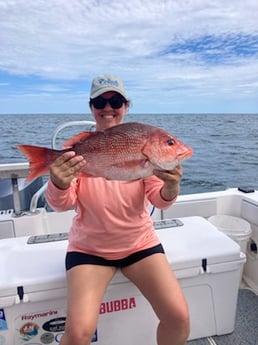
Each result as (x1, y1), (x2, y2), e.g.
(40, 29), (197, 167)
(17, 144), (59, 181)
(62, 131), (94, 148)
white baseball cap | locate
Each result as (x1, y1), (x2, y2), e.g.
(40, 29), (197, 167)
(90, 74), (129, 100)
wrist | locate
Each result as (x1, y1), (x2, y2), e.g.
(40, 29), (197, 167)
(160, 184), (179, 201)
(50, 177), (70, 190)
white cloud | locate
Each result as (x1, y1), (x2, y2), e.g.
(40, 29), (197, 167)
(0, 0), (258, 113)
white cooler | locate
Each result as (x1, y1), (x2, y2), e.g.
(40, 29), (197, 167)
(0, 216), (245, 345)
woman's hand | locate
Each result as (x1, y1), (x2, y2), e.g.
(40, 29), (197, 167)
(49, 151), (86, 190)
(154, 165), (183, 201)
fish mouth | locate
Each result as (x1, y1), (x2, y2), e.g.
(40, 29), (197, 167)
(178, 149), (193, 160)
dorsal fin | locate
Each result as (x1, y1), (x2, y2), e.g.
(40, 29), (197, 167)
(62, 131), (94, 148)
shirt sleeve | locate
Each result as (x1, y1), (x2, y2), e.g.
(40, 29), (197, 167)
(143, 175), (177, 210)
(45, 178), (79, 212)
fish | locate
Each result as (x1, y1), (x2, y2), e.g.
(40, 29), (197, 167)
(17, 122), (193, 181)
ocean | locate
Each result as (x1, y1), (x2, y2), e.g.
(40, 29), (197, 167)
(1, 113), (257, 195)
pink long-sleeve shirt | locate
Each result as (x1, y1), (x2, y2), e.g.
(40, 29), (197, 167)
(46, 176), (176, 260)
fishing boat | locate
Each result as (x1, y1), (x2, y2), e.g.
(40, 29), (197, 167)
(0, 121), (257, 345)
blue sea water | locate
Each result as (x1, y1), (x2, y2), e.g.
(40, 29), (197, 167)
(0, 113), (257, 195)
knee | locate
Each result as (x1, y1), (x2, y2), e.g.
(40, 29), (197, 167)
(161, 304), (190, 342)
(175, 307), (190, 341)
(62, 325), (96, 345)
(174, 306), (190, 341)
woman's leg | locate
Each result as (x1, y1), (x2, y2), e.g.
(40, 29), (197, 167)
(60, 264), (117, 345)
(121, 253), (190, 345)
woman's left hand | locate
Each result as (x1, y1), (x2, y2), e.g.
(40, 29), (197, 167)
(153, 165), (183, 201)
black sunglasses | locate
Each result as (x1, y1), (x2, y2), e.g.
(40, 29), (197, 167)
(90, 95), (126, 109)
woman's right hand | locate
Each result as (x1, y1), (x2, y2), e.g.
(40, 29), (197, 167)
(49, 151), (86, 189)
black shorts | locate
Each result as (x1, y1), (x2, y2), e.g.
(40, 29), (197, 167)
(65, 243), (165, 271)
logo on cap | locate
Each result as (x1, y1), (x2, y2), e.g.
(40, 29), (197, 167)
(98, 78), (119, 87)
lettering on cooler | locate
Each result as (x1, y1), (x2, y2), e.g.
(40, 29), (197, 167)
(100, 297), (136, 314)
(21, 310), (58, 321)
(0, 309), (8, 331)
(43, 317), (66, 332)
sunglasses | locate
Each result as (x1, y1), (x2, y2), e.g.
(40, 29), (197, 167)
(90, 95), (126, 109)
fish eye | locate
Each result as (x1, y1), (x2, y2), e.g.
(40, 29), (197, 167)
(167, 138), (175, 146)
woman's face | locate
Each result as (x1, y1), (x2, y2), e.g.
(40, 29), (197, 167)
(90, 91), (129, 131)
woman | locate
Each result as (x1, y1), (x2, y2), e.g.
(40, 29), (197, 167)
(46, 74), (190, 345)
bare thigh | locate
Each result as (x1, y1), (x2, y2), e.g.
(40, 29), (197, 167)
(65, 264), (117, 335)
(121, 253), (189, 323)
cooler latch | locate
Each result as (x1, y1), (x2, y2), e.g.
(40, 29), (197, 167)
(202, 258), (207, 272)
(16, 286), (29, 303)
(17, 286), (24, 301)
(14, 286), (24, 304)
(201, 258), (210, 274)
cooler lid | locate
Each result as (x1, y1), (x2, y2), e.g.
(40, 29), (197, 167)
(0, 216), (243, 297)
(157, 216), (242, 271)
(0, 234), (67, 297)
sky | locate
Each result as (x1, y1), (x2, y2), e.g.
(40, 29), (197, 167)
(0, 0), (258, 114)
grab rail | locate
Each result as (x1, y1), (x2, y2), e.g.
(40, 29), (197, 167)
(29, 120), (96, 213)
(51, 121), (96, 149)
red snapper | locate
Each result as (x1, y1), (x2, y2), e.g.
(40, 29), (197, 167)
(17, 122), (193, 181)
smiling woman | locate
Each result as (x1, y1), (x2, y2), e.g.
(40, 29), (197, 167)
(88, 75), (131, 131)
(44, 74), (191, 345)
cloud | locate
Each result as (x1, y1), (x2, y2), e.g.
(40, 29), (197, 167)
(0, 0), (258, 113)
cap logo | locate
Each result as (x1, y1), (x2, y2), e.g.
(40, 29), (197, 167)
(98, 78), (119, 87)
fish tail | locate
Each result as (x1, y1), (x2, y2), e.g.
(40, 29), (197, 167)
(17, 144), (60, 181)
